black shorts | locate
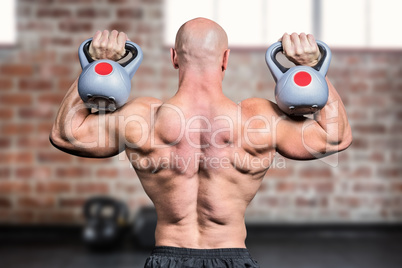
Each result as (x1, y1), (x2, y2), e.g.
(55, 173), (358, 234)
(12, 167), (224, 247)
(144, 246), (259, 268)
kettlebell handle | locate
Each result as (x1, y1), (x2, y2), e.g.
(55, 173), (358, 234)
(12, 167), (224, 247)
(78, 38), (143, 78)
(265, 40), (332, 82)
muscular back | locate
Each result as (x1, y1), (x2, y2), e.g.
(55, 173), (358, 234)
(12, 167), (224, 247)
(50, 20), (351, 250)
(125, 94), (276, 248)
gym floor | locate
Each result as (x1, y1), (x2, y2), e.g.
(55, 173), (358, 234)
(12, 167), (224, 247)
(1, 226), (402, 268)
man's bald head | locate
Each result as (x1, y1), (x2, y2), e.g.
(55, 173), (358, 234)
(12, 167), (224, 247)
(172, 18), (229, 71)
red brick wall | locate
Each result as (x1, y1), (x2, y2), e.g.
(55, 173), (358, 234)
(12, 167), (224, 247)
(0, 0), (401, 224)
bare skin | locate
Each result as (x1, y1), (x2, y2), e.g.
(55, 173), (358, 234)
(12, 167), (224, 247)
(50, 18), (352, 249)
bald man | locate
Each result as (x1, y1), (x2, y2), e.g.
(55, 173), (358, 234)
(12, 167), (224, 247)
(50, 18), (352, 268)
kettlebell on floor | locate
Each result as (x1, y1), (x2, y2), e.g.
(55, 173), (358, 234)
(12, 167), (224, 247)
(132, 206), (157, 249)
(78, 38), (143, 111)
(82, 196), (130, 250)
(265, 40), (332, 116)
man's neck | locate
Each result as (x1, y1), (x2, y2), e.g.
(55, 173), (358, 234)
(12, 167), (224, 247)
(176, 68), (225, 99)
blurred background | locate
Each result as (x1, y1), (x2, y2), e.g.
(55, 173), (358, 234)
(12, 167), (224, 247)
(0, 0), (401, 267)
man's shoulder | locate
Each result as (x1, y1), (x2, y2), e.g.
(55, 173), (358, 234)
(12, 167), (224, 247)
(239, 97), (278, 117)
(131, 96), (163, 106)
(121, 97), (163, 114)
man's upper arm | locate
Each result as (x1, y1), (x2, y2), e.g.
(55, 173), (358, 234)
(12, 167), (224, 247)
(53, 97), (160, 158)
(275, 115), (332, 160)
(243, 98), (343, 160)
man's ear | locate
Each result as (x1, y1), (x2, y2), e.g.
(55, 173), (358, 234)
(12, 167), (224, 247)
(222, 49), (230, 71)
(170, 48), (179, 69)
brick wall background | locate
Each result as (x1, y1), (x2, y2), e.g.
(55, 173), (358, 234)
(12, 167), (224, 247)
(0, 0), (401, 225)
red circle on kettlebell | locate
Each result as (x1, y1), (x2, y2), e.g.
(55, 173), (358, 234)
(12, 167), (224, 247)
(95, 62), (113, 75)
(294, 71), (312, 87)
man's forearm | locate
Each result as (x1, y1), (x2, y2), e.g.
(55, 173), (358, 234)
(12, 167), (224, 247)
(50, 77), (90, 146)
(314, 77), (352, 148)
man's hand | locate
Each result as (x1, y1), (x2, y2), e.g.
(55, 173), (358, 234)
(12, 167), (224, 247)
(89, 30), (129, 61)
(280, 33), (320, 67)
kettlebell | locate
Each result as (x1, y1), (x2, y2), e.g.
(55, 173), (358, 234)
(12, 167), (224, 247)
(82, 196), (129, 250)
(132, 206), (157, 249)
(78, 38), (143, 111)
(265, 40), (332, 116)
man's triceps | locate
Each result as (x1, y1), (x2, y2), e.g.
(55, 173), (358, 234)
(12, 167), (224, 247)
(275, 117), (323, 160)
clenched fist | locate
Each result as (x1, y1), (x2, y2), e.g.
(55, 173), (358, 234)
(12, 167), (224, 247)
(89, 30), (129, 61)
(280, 33), (320, 67)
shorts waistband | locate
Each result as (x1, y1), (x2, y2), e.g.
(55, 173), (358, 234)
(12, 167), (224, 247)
(150, 246), (251, 259)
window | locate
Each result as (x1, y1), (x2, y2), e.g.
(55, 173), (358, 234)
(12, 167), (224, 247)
(164, 0), (313, 47)
(165, 0), (402, 48)
(0, 0), (16, 46)
(322, 0), (402, 48)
